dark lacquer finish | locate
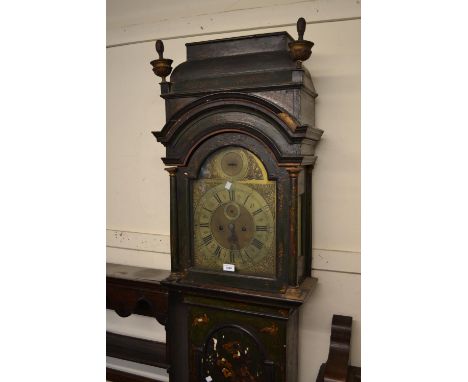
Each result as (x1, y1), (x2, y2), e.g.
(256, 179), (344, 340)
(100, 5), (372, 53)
(106, 264), (172, 381)
(148, 17), (323, 382)
(316, 315), (361, 382)
(164, 277), (316, 382)
(152, 32), (323, 293)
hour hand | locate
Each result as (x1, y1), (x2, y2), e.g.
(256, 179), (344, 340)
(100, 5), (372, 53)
(227, 223), (239, 246)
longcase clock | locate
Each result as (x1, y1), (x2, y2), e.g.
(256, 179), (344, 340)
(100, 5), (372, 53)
(150, 18), (323, 382)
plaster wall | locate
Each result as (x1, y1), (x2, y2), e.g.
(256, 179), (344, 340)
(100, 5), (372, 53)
(107, 2), (360, 380)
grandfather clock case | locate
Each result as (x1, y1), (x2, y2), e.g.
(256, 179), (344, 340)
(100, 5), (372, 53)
(151, 19), (323, 382)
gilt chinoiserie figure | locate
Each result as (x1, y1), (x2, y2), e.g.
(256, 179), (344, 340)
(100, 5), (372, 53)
(151, 18), (323, 382)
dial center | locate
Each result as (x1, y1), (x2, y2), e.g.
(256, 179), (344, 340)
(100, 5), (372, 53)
(211, 202), (254, 250)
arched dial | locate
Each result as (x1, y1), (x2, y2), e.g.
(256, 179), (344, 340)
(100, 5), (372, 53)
(193, 182), (275, 274)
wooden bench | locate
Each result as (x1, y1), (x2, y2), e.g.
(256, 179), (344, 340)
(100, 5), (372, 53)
(106, 263), (170, 382)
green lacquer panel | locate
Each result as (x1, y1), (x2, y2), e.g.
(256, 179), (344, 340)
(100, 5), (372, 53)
(189, 305), (286, 382)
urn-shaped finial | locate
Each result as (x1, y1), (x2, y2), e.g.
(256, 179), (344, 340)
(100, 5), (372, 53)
(288, 18), (314, 67)
(150, 39), (173, 83)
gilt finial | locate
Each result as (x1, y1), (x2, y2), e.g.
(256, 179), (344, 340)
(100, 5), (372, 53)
(288, 17), (314, 67)
(150, 39), (173, 86)
(156, 40), (164, 59)
(297, 17), (306, 41)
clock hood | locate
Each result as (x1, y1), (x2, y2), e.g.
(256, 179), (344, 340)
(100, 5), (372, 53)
(167, 32), (316, 97)
(151, 28), (322, 167)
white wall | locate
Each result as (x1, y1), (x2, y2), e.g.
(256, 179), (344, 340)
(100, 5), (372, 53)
(107, 1), (360, 380)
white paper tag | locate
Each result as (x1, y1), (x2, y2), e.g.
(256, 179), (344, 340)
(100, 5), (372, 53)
(224, 181), (232, 190)
(205, 376), (213, 382)
(223, 263), (235, 272)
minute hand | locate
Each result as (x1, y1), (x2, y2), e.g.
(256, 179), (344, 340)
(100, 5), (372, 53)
(227, 223), (239, 250)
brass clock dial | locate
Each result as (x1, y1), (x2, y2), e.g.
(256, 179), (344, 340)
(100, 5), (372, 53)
(192, 147), (276, 277)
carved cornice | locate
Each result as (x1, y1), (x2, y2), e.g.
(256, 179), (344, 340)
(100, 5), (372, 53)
(152, 92), (321, 145)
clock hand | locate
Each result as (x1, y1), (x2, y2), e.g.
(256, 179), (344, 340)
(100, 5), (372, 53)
(227, 223), (240, 249)
(227, 223), (240, 263)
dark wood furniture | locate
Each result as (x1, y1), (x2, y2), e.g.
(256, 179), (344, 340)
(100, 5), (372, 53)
(316, 315), (361, 382)
(107, 16), (361, 382)
(147, 18), (323, 382)
(152, 30), (322, 294)
(106, 263), (170, 382)
(106, 264), (319, 382)
(106, 263), (170, 325)
(107, 332), (168, 370)
(164, 275), (317, 382)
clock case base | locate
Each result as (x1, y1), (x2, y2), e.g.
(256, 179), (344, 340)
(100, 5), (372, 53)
(163, 276), (316, 382)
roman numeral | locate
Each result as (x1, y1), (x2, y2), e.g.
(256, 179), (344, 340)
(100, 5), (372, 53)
(213, 193), (222, 204)
(230, 250), (235, 262)
(199, 223), (209, 228)
(213, 245), (221, 257)
(243, 194), (251, 205)
(229, 190), (235, 201)
(202, 234), (213, 246)
(251, 238), (264, 250)
(256, 225), (268, 232)
(252, 208), (263, 216)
